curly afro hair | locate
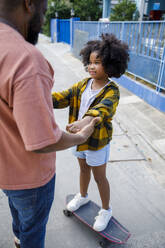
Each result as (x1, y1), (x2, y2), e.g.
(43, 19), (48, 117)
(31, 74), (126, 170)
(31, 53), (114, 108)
(80, 33), (129, 78)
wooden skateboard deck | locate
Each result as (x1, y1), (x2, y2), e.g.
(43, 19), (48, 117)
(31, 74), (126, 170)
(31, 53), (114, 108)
(63, 194), (131, 247)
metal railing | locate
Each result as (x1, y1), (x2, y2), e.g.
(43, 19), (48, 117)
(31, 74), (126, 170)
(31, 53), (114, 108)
(73, 21), (165, 92)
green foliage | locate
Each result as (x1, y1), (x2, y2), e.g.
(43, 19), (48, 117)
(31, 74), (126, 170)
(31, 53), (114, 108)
(110, 0), (139, 21)
(42, 0), (71, 36)
(72, 0), (102, 21)
(42, 0), (102, 36)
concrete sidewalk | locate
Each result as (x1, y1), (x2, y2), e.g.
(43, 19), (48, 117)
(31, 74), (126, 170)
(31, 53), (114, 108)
(0, 36), (165, 248)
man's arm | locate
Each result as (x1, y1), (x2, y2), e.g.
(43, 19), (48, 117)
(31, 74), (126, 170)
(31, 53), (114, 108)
(33, 117), (100, 153)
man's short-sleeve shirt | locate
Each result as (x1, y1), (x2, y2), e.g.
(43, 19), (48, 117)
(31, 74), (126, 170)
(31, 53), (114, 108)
(0, 23), (62, 190)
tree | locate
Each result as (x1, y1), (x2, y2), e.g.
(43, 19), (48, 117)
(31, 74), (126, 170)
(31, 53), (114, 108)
(72, 0), (102, 21)
(110, 0), (139, 21)
(43, 0), (71, 36)
(43, 0), (102, 37)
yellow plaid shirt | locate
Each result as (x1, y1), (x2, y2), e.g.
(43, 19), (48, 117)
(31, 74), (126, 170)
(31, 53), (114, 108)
(52, 77), (120, 151)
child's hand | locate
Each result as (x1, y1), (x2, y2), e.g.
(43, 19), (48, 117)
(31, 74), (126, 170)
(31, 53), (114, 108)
(66, 120), (82, 133)
(66, 116), (98, 134)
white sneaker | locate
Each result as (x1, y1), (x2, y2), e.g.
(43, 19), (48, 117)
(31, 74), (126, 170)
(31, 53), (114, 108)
(67, 193), (89, 211)
(93, 208), (112, 232)
(14, 236), (20, 248)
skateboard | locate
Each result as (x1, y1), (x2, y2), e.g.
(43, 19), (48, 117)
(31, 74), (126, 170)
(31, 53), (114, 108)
(63, 194), (131, 248)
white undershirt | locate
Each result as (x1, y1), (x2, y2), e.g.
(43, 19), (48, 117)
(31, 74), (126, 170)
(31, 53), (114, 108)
(78, 79), (110, 120)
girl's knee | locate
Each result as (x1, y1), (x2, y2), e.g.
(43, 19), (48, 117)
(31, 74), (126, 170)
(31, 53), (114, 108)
(94, 175), (107, 185)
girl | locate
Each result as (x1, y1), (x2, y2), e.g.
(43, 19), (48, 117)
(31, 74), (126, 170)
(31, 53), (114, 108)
(52, 33), (129, 231)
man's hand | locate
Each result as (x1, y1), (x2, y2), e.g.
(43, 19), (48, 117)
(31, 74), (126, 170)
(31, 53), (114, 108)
(34, 117), (101, 153)
(75, 117), (101, 143)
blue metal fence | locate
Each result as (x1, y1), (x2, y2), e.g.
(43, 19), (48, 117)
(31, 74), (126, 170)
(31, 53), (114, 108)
(59, 19), (70, 44)
(73, 21), (165, 92)
(51, 18), (80, 44)
(50, 19), (165, 112)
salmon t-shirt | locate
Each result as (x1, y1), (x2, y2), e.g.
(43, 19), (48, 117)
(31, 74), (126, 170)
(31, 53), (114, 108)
(0, 23), (62, 190)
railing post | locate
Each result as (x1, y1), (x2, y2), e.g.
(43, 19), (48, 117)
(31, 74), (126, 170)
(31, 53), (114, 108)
(120, 22), (124, 41)
(156, 43), (165, 92)
(55, 18), (59, 42)
(70, 17), (74, 50)
(137, 21), (143, 54)
(50, 19), (54, 43)
(50, 18), (59, 43)
(97, 21), (101, 39)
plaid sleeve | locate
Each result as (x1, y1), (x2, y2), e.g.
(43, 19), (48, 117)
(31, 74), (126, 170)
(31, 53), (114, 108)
(52, 89), (71, 108)
(52, 82), (79, 109)
(84, 86), (120, 123)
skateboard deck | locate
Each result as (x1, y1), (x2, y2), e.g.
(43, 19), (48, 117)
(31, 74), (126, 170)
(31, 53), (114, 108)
(63, 194), (131, 247)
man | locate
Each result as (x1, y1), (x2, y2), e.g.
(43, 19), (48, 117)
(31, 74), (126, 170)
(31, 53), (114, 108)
(0, 0), (99, 247)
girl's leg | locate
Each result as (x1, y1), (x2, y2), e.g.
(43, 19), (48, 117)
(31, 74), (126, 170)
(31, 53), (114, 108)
(78, 158), (91, 197)
(92, 163), (110, 210)
(66, 158), (91, 211)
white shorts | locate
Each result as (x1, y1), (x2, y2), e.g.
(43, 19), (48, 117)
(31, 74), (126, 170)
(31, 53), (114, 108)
(72, 143), (110, 167)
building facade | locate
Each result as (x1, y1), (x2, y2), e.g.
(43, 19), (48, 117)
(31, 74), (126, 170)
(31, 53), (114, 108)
(102, 0), (165, 21)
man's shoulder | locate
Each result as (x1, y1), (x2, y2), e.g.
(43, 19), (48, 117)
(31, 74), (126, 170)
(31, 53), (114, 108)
(1, 31), (53, 81)
(20, 41), (51, 74)
(2, 25), (46, 64)
(12, 37), (45, 65)
(1, 25), (39, 58)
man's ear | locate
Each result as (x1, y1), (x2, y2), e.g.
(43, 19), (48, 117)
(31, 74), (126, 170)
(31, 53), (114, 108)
(24, 0), (35, 14)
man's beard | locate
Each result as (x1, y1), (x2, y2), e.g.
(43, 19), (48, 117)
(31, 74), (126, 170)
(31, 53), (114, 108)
(26, 12), (41, 45)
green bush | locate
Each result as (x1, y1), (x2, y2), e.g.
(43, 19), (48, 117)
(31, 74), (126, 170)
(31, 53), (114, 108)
(43, 0), (102, 36)
(110, 0), (139, 21)
(43, 0), (71, 37)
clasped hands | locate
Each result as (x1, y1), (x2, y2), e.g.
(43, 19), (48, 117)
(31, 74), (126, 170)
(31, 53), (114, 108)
(66, 116), (100, 134)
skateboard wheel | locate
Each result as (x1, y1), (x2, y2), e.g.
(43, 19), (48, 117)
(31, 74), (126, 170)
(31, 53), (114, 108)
(63, 209), (72, 217)
(99, 240), (107, 248)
